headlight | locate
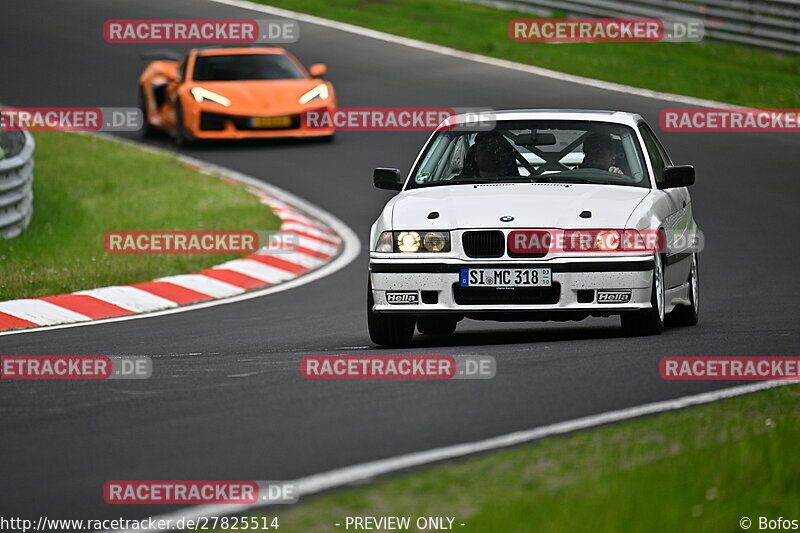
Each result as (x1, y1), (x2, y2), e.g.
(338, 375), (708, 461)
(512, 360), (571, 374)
(396, 231), (421, 253)
(423, 231), (448, 252)
(299, 84), (329, 104)
(375, 231), (451, 253)
(190, 87), (231, 107)
(375, 231), (394, 252)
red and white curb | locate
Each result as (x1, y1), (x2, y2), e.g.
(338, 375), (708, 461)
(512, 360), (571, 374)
(0, 138), (360, 336)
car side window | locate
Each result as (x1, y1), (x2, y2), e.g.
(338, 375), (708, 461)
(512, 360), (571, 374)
(638, 124), (666, 184)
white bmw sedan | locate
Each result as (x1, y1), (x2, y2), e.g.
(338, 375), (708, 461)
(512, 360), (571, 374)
(368, 110), (700, 346)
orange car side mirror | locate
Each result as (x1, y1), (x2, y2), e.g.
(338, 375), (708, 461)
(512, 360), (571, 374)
(309, 63), (327, 78)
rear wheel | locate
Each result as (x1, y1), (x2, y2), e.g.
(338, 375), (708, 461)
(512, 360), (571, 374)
(620, 253), (665, 336)
(669, 253), (699, 327)
(417, 316), (458, 336)
(367, 281), (415, 347)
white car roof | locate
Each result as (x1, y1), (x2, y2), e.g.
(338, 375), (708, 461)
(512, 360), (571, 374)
(440, 109), (644, 129)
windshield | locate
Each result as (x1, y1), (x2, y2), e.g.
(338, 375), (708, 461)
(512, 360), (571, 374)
(193, 53), (305, 81)
(408, 120), (650, 189)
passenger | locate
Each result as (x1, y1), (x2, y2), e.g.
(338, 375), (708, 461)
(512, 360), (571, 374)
(580, 132), (624, 175)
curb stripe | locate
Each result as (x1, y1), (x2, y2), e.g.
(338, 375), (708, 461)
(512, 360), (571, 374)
(247, 255), (309, 275)
(0, 300), (91, 326)
(286, 229), (340, 247)
(0, 311), (38, 329)
(157, 274), (245, 298)
(38, 294), (134, 320)
(75, 287), (180, 313)
(132, 282), (213, 305)
(200, 269), (270, 289)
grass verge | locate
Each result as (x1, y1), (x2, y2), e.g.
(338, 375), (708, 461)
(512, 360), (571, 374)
(0, 132), (280, 300)
(257, 0), (800, 108)
(212, 384), (800, 532)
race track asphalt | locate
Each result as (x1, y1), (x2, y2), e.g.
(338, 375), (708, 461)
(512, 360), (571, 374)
(1, 0), (798, 522)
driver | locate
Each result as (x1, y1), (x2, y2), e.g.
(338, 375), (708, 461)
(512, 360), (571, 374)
(473, 131), (519, 178)
(580, 132), (624, 175)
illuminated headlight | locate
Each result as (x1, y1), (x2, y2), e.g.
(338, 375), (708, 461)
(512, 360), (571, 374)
(299, 84), (329, 104)
(375, 231), (451, 253)
(190, 87), (231, 107)
(396, 231), (421, 253)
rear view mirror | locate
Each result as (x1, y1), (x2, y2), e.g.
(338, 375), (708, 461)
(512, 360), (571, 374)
(309, 63), (327, 78)
(661, 165), (695, 188)
(514, 132), (557, 146)
(373, 168), (403, 191)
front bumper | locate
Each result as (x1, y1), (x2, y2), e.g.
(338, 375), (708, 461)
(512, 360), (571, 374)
(187, 108), (335, 139)
(369, 256), (654, 317)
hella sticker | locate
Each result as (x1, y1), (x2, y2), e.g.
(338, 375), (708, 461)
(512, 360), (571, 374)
(386, 291), (419, 304)
(597, 289), (632, 303)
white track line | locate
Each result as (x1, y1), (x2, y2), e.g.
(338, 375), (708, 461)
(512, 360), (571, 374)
(207, 0), (736, 109)
(107, 379), (794, 532)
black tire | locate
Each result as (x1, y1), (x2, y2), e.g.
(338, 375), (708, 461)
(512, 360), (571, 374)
(174, 103), (194, 147)
(620, 252), (665, 336)
(138, 88), (157, 138)
(367, 282), (415, 346)
(417, 316), (458, 336)
(668, 252), (699, 327)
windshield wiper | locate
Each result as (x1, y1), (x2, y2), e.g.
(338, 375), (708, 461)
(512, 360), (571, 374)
(548, 177), (616, 185)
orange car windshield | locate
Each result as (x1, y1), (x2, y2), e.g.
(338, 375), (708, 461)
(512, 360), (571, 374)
(193, 54), (305, 81)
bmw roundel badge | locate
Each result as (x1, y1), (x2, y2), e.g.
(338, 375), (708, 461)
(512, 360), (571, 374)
(500, 216), (514, 222)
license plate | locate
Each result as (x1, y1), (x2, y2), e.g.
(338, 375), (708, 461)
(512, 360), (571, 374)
(460, 268), (551, 287)
(250, 116), (292, 128)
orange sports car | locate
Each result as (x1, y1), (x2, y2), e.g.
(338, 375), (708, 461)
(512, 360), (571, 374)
(138, 46), (336, 144)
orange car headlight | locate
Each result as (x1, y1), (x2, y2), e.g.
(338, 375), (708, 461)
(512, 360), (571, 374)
(190, 87), (231, 107)
(299, 84), (329, 105)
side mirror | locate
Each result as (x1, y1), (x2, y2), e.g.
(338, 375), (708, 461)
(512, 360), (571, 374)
(373, 168), (403, 191)
(660, 165), (695, 188)
(309, 63), (327, 78)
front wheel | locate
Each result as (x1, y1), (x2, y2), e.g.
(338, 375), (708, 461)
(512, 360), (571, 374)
(367, 282), (415, 346)
(174, 103), (195, 147)
(620, 253), (665, 336)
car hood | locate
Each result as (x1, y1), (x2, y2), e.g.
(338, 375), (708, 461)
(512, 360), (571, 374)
(390, 183), (650, 229)
(191, 79), (324, 111)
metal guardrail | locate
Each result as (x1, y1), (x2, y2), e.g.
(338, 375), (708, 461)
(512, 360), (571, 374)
(0, 130), (35, 239)
(469, 0), (800, 53)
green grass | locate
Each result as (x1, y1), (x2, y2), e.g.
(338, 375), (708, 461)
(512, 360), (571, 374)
(210, 384), (800, 532)
(0, 132), (280, 300)
(259, 0), (800, 108)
